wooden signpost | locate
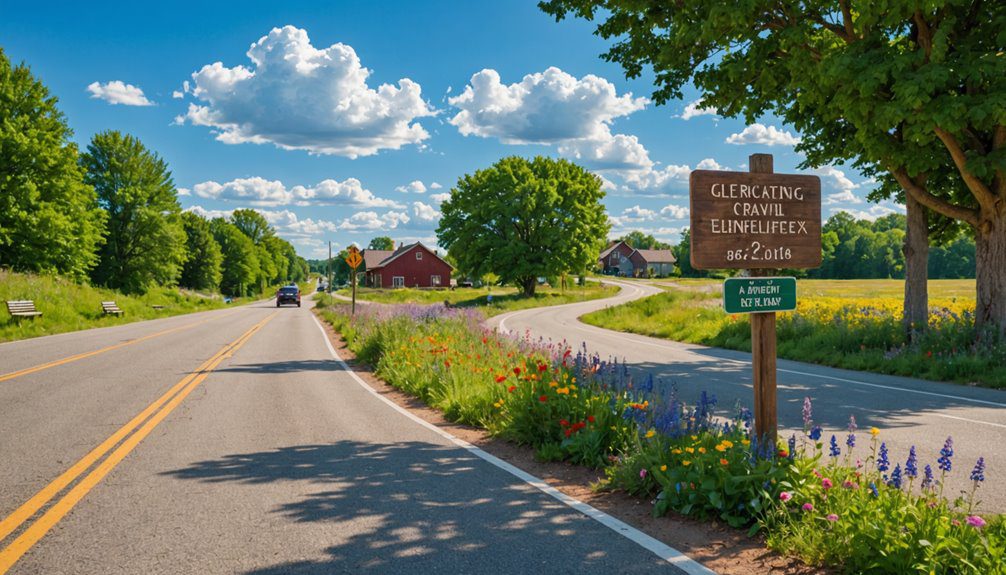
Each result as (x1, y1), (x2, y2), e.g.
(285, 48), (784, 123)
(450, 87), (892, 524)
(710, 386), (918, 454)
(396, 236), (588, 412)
(345, 246), (362, 315)
(689, 154), (821, 445)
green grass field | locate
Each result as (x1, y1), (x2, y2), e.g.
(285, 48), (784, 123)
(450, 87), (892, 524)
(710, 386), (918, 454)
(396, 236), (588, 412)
(0, 270), (312, 343)
(333, 283), (618, 317)
(581, 279), (1005, 387)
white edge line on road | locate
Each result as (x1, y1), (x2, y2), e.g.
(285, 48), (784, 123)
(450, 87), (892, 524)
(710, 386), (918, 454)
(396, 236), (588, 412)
(497, 292), (1006, 413)
(310, 314), (716, 575)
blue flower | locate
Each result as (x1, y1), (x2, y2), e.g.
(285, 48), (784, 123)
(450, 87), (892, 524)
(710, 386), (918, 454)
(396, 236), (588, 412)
(938, 436), (953, 472)
(806, 425), (821, 442)
(889, 464), (903, 489)
(869, 482), (879, 497)
(877, 442), (890, 472)
(905, 446), (918, 479)
(971, 458), (985, 483)
(787, 434), (796, 461)
(846, 433), (856, 449)
(829, 435), (840, 457)
(922, 464), (934, 491)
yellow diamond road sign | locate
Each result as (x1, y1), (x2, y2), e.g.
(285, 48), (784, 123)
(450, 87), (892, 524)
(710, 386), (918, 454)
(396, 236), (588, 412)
(345, 251), (362, 269)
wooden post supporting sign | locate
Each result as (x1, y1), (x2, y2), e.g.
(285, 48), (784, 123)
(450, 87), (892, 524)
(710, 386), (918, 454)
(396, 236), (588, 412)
(345, 246), (363, 316)
(689, 154), (822, 447)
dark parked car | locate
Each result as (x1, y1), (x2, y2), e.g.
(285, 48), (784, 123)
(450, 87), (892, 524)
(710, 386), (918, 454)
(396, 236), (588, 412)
(276, 286), (301, 307)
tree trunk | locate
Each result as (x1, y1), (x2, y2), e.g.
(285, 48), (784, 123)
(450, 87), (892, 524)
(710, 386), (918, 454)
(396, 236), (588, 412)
(521, 277), (537, 297)
(975, 208), (1006, 337)
(903, 193), (930, 340)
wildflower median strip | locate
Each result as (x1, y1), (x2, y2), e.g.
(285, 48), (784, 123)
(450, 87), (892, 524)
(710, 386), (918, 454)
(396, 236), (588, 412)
(317, 301), (1005, 574)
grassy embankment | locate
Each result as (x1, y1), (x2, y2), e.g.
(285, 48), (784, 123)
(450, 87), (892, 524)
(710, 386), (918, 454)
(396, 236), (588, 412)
(582, 279), (1006, 387)
(334, 283), (618, 317)
(0, 270), (311, 342)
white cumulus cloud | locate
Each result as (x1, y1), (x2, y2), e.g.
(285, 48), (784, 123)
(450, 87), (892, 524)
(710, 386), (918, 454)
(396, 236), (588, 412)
(86, 81), (154, 106)
(832, 204), (903, 221)
(338, 210), (410, 232)
(679, 99), (717, 120)
(660, 204), (689, 219)
(726, 123), (801, 146)
(189, 177), (401, 208)
(430, 193), (451, 204)
(449, 67), (646, 144)
(179, 25), (435, 158)
(395, 180), (427, 194)
(411, 201), (441, 222)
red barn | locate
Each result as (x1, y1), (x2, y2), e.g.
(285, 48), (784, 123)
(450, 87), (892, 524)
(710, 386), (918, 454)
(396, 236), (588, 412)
(362, 242), (453, 288)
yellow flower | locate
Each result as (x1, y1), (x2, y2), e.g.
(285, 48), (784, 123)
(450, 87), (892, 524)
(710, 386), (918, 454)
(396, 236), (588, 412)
(721, 440), (734, 449)
(870, 427), (880, 437)
(690, 435), (698, 440)
(671, 448), (682, 455)
(556, 387), (570, 395)
(682, 460), (692, 466)
(645, 429), (656, 438)
(715, 444), (727, 452)
(685, 447), (695, 454)
(660, 465), (667, 472)
(549, 381), (559, 388)
(698, 447), (707, 454)
(741, 439), (751, 446)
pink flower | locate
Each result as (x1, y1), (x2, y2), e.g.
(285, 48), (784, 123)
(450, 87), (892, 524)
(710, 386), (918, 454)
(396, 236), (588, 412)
(639, 469), (648, 479)
(821, 478), (834, 490)
(779, 491), (792, 502)
(826, 514), (839, 522)
(842, 480), (859, 490)
(802, 503), (814, 512)
(967, 515), (987, 528)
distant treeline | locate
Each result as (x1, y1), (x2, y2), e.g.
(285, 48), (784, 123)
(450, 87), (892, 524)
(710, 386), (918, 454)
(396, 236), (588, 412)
(0, 49), (307, 297)
(633, 212), (975, 280)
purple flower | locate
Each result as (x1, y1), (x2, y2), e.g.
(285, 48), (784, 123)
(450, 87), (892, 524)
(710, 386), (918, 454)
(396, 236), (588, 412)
(809, 425), (822, 441)
(938, 437), (953, 472)
(802, 503), (814, 512)
(905, 446), (918, 479)
(922, 464), (935, 491)
(967, 515), (986, 528)
(890, 464), (903, 489)
(826, 513), (839, 522)
(639, 468), (648, 479)
(877, 442), (890, 472)
(847, 415), (857, 433)
(802, 397), (813, 430)
(829, 435), (840, 457)
(846, 433), (856, 449)
(971, 458), (985, 483)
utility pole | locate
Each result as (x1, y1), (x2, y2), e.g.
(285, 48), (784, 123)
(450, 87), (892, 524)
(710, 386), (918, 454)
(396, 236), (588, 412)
(327, 241), (333, 294)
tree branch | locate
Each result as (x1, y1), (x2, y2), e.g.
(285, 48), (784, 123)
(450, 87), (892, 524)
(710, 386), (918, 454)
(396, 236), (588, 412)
(839, 0), (856, 39)
(933, 126), (998, 208)
(889, 166), (979, 227)
(913, 10), (933, 61)
(995, 125), (1006, 197)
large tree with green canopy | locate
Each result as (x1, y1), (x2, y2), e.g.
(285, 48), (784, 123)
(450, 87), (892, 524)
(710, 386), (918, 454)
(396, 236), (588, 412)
(179, 211), (223, 292)
(0, 49), (105, 280)
(540, 0), (1006, 335)
(437, 156), (610, 296)
(82, 131), (186, 293)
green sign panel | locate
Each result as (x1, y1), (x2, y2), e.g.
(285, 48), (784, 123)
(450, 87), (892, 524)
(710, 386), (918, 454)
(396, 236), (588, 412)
(723, 277), (797, 314)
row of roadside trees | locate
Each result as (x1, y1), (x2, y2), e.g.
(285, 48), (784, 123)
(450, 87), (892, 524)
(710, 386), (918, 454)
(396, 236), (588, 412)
(0, 48), (306, 297)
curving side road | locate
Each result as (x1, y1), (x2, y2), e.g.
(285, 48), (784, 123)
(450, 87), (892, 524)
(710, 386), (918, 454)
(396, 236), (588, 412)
(486, 279), (1006, 512)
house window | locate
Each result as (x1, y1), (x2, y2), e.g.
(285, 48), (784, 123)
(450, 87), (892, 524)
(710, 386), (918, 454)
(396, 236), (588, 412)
(392, 276), (405, 288)
(431, 275), (441, 286)
(416, 252), (423, 260)
(611, 252), (620, 264)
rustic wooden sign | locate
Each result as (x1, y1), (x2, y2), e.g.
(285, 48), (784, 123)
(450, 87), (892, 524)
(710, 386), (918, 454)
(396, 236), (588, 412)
(689, 170), (822, 270)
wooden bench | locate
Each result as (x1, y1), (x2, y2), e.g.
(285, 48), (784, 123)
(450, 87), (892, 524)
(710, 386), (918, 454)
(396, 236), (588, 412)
(101, 301), (124, 316)
(6, 300), (42, 319)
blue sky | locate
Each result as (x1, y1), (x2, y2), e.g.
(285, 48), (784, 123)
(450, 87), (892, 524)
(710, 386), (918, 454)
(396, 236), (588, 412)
(1, 0), (900, 258)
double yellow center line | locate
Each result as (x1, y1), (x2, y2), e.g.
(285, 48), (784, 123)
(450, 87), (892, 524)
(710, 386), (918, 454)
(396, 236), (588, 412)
(0, 311), (277, 573)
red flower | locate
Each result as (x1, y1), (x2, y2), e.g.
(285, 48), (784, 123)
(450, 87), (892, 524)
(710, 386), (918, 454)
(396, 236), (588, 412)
(495, 375), (506, 383)
(538, 395), (548, 403)
(482, 337), (488, 344)
(538, 363), (548, 372)
(559, 419), (569, 427)
(507, 385), (516, 393)
(587, 415), (596, 423)
(513, 367), (521, 376)
(444, 360), (451, 368)
(564, 429), (572, 438)
(926, 350), (933, 358)
(572, 422), (586, 431)
(778, 449), (788, 458)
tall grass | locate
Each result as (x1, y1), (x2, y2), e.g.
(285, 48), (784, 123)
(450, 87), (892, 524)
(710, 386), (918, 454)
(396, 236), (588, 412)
(581, 286), (1006, 388)
(0, 270), (230, 342)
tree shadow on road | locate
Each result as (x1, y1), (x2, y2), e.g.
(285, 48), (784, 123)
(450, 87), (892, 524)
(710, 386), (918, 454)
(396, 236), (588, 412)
(163, 441), (675, 574)
(213, 360), (345, 375)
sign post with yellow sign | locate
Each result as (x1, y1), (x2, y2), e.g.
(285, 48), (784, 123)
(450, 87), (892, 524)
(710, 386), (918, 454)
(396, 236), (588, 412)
(345, 246), (362, 315)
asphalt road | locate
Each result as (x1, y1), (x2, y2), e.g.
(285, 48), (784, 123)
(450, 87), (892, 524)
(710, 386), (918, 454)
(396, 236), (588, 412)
(488, 279), (1006, 513)
(0, 297), (698, 574)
